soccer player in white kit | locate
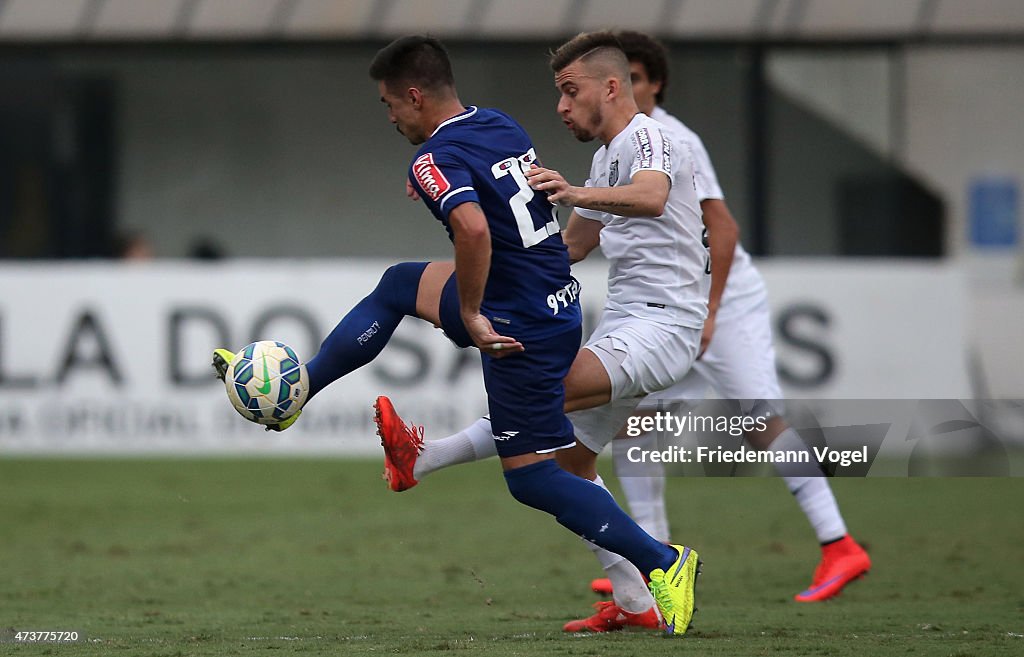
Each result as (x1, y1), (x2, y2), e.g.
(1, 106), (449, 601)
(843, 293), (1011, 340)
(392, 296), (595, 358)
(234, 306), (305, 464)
(582, 31), (871, 614)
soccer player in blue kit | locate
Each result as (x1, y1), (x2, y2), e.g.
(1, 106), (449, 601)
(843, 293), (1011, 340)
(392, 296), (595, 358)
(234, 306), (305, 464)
(213, 35), (699, 635)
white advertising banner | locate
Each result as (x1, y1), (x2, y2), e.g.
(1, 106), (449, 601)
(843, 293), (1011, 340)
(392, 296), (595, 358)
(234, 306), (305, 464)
(756, 260), (970, 399)
(0, 259), (968, 455)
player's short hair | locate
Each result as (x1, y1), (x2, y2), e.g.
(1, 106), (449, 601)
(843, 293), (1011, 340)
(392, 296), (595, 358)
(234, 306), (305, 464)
(369, 35), (456, 94)
(614, 30), (670, 105)
(549, 30), (630, 80)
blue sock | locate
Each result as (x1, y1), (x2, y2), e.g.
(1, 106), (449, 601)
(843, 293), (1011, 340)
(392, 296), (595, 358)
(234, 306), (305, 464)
(503, 459), (677, 574)
(305, 262), (428, 399)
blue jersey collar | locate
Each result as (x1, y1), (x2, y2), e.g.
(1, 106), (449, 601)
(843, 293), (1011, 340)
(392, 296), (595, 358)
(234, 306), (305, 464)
(430, 106), (479, 138)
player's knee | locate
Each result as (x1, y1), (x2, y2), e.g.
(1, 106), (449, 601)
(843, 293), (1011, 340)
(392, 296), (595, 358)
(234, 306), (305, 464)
(555, 443), (598, 480)
(376, 262), (427, 315)
(503, 460), (559, 512)
(503, 471), (543, 509)
(745, 412), (787, 449)
(379, 261), (426, 290)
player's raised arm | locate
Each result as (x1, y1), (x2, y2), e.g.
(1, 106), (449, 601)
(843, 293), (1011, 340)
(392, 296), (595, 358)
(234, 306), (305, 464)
(527, 166), (668, 217)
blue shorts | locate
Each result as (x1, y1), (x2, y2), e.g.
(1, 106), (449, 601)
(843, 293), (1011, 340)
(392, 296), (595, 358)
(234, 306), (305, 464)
(482, 325), (581, 457)
(438, 272), (582, 457)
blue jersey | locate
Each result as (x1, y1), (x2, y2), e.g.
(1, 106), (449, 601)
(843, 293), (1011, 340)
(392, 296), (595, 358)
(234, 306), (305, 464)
(409, 106), (581, 339)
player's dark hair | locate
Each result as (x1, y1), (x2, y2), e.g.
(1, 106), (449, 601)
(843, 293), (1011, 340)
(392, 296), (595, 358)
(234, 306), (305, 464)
(369, 35), (456, 93)
(614, 30), (670, 105)
(549, 30), (626, 75)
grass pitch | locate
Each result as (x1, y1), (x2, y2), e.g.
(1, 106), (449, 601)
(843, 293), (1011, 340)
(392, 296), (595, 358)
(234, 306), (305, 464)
(1, 458), (1022, 656)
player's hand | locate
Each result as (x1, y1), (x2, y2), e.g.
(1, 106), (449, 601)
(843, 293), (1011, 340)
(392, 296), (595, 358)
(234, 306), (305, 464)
(525, 165), (577, 207)
(405, 179), (420, 201)
(462, 313), (524, 358)
(697, 311), (716, 359)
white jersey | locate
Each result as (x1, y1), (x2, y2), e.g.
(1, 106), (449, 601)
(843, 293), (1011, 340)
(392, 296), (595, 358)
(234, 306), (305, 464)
(576, 113), (709, 329)
(651, 106), (764, 317)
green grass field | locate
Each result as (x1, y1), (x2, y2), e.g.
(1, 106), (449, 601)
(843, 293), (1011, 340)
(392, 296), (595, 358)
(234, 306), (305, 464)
(2, 458), (1022, 656)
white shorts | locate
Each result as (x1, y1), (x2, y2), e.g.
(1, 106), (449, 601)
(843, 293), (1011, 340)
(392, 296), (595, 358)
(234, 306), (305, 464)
(640, 294), (783, 412)
(572, 308), (702, 453)
(583, 309), (702, 400)
(571, 398), (646, 455)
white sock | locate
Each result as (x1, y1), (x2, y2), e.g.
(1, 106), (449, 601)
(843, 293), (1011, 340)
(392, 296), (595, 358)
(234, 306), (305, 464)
(769, 428), (848, 543)
(586, 474), (656, 614)
(613, 433), (670, 542)
(413, 417), (496, 480)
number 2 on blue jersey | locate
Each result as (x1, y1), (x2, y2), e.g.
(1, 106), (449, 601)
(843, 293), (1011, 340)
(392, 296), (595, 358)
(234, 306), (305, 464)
(490, 148), (560, 248)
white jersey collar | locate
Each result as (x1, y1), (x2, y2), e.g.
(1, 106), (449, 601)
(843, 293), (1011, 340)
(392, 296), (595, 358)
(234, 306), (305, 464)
(606, 112), (646, 151)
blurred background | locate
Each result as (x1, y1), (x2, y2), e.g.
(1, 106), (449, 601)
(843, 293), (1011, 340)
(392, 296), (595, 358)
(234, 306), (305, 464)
(0, 0), (1021, 458)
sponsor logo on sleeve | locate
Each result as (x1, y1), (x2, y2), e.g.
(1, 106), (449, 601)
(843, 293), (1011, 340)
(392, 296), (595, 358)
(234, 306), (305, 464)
(412, 153), (451, 201)
(635, 128), (653, 169)
(660, 129), (672, 176)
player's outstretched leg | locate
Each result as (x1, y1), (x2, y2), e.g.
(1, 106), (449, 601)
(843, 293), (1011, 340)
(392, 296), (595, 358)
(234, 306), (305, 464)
(589, 427), (670, 596)
(503, 459), (699, 636)
(375, 397), (701, 636)
(566, 476), (662, 633)
(374, 405), (497, 490)
(304, 262), (430, 398)
(212, 261), (432, 432)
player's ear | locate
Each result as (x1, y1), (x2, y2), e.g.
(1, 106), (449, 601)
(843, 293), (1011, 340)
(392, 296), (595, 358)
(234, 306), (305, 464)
(408, 87), (424, 109)
(650, 77), (664, 98)
(605, 76), (620, 101)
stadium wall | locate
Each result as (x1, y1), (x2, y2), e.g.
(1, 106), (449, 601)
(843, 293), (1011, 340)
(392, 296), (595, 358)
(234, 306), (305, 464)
(41, 42), (1024, 268)
(0, 260), (968, 456)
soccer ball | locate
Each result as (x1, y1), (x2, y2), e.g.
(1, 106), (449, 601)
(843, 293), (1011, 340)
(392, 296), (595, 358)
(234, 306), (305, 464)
(224, 341), (309, 425)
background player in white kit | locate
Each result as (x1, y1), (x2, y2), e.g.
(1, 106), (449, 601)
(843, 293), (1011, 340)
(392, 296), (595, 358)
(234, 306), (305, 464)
(586, 31), (871, 611)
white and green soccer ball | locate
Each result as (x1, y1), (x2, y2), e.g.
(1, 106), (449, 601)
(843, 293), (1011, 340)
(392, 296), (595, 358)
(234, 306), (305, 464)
(224, 341), (309, 425)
